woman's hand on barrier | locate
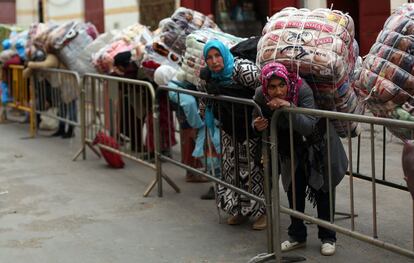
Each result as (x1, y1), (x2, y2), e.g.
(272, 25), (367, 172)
(253, 117), (268, 131)
(267, 97), (290, 110)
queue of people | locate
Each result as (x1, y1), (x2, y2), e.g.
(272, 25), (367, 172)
(147, 38), (348, 256)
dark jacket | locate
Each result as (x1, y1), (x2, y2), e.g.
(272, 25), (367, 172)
(253, 82), (348, 192)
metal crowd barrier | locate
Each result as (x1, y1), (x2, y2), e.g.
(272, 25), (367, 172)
(74, 73), (179, 197)
(353, 125), (409, 192)
(155, 86), (280, 261)
(0, 65), (36, 137)
(31, 68), (82, 139)
(264, 107), (414, 262)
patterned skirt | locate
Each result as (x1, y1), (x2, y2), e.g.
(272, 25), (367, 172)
(216, 132), (265, 219)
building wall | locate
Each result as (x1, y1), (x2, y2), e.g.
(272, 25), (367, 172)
(391, 0), (409, 12)
(5, 0), (412, 30)
(0, 0), (16, 24)
(104, 0), (138, 31)
(16, 0), (37, 26)
(302, 0), (327, 9)
(46, 0), (84, 23)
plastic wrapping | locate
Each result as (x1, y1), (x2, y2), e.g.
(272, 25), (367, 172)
(355, 3), (414, 140)
(257, 7), (362, 137)
(91, 23), (152, 74)
(152, 7), (221, 63)
(257, 7), (355, 83)
(57, 28), (95, 75)
(176, 29), (245, 85)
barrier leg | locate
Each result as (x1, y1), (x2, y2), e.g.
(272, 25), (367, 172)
(143, 172), (180, 197)
(73, 141), (100, 161)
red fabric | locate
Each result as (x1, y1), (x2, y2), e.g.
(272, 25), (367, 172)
(145, 93), (176, 152)
(93, 131), (125, 168)
(180, 128), (202, 175)
(3, 55), (22, 68)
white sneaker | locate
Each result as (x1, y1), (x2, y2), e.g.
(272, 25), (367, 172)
(320, 242), (336, 256)
(281, 240), (306, 252)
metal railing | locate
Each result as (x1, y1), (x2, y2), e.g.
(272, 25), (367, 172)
(74, 73), (179, 197)
(155, 85), (278, 260)
(1, 65), (36, 137)
(265, 106), (414, 262)
(31, 68), (82, 138)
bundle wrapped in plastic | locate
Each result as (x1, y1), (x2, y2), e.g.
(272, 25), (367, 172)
(176, 28), (245, 85)
(77, 32), (117, 75)
(42, 22), (98, 75)
(32, 23), (58, 52)
(257, 7), (362, 137)
(152, 7), (221, 64)
(257, 7), (355, 84)
(91, 23), (152, 74)
(355, 3), (414, 140)
(46, 21), (98, 52)
(92, 39), (132, 74)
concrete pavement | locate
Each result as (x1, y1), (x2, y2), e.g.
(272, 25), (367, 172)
(0, 122), (413, 263)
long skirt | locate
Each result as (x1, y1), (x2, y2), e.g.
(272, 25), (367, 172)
(216, 132), (265, 219)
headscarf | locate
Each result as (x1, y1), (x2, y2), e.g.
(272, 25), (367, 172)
(260, 62), (302, 105)
(154, 65), (177, 86)
(203, 40), (234, 86)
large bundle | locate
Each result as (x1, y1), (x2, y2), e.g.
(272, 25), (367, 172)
(92, 23), (152, 74)
(355, 4), (414, 140)
(257, 7), (362, 137)
(257, 7), (355, 83)
(152, 7), (220, 65)
(44, 21), (98, 75)
(176, 29), (245, 85)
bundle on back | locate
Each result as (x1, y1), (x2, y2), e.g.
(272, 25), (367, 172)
(257, 7), (362, 137)
(355, 3), (414, 140)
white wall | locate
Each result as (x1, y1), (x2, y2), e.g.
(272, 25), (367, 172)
(16, 0), (38, 27)
(46, 0), (84, 24)
(391, 0), (409, 12)
(302, 0), (327, 9)
(104, 0), (138, 31)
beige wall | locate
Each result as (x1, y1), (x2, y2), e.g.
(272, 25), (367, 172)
(46, 0), (84, 23)
(16, 0), (38, 27)
(391, 0), (409, 12)
(13, 0), (409, 30)
(104, 0), (138, 31)
(302, 0), (327, 9)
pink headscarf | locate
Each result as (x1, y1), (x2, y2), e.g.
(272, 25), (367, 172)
(260, 62), (302, 105)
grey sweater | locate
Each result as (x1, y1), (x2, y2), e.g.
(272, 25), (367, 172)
(253, 82), (348, 192)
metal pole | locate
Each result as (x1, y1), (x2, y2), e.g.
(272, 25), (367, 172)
(271, 113), (282, 263)
(371, 124), (378, 238)
(382, 126), (386, 181)
(347, 122), (355, 230)
(262, 130), (274, 253)
(38, 0), (44, 22)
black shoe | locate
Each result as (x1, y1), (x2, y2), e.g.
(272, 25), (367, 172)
(200, 186), (215, 200)
(51, 126), (65, 137)
(61, 126), (75, 139)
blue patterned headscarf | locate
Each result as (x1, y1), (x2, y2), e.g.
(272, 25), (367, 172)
(203, 40), (234, 86)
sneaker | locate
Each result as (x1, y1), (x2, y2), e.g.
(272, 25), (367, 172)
(252, 214), (267, 230)
(320, 241), (335, 256)
(281, 239), (306, 252)
(227, 215), (247, 225)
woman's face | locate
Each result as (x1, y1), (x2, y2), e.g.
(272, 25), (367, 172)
(267, 78), (288, 99)
(206, 48), (224, 73)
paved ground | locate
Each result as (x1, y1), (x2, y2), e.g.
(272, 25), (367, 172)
(0, 120), (413, 263)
